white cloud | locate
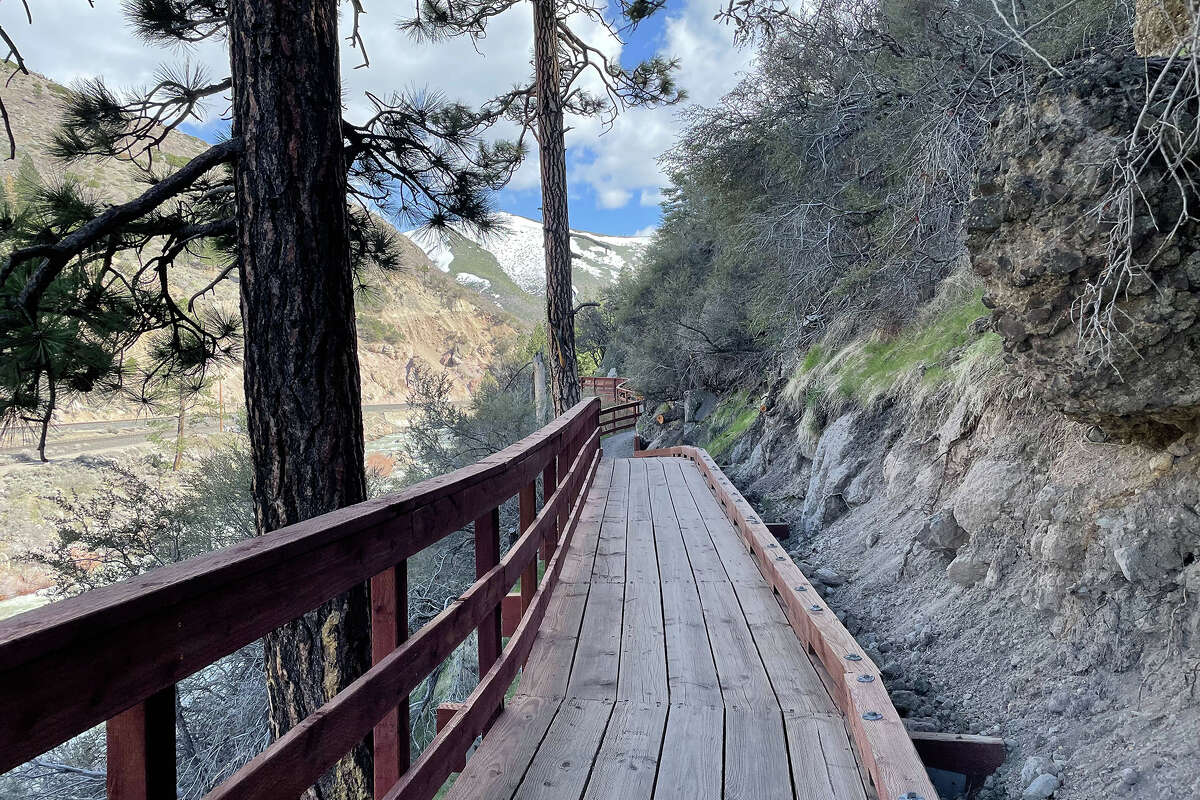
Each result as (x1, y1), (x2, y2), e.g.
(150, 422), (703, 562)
(0, 0), (752, 223)
(640, 188), (665, 207)
(634, 224), (658, 237)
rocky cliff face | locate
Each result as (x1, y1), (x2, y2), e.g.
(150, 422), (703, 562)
(968, 53), (1200, 443)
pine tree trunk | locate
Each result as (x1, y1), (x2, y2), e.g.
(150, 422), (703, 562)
(533, 0), (581, 416)
(532, 350), (549, 425)
(228, 3), (372, 799)
(172, 388), (185, 471)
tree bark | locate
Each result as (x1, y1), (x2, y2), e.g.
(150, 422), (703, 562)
(532, 350), (549, 425)
(228, 3), (372, 799)
(533, 0), (581, 416)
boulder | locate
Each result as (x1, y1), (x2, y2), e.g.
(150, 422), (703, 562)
(917, 508), (969, 553)
(946, 554), (989, 587)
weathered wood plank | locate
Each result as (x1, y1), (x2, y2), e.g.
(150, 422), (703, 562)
(653, 705), (722, 800)
(694, 578), (777, 711)
(659, 579), (722, 708)
(660, 460), (727, 583)
(582, 702), (667, 800)
(566, 582), (624, 702)
(784, 713), (870, 800)
(617, 581), (667, 705)
(515, 584), (589, 701)
(725, 579), (837, 718)
(444, 695), (561, 800)
(677, 464), (764, 586)
(511, 697), (614, 800)
(725, 709), (792, 800)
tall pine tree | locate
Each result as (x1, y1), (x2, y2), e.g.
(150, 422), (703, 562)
(403, 0), (683, 413)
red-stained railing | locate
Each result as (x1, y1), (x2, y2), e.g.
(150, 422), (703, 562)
(0, 397), (604, 800)
(581, 376), (643, 436)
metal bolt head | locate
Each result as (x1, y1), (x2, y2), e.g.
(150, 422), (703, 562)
(844, 653), (863, 662)
(897, 794), (925, 800)
(794, 585), (808, 592)
(856, 674), (875, 683)
(862, 711), (883, 721)
(809, 604), (823, 612)
(775, 556), (785, 561)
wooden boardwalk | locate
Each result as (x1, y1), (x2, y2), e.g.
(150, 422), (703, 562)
(446, 456), (872, 800)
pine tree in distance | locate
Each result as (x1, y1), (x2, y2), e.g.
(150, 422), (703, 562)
(0, 2), (523, 797)
(402, 0), (684, 413)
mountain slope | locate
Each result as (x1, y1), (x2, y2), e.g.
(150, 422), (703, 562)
(0, 67), (518, 410)
(404, 211), (649, 325)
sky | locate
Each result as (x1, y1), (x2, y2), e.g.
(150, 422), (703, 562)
(0, 0), (753, 236)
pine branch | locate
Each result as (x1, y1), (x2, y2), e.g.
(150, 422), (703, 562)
(5, 138), (241, 312)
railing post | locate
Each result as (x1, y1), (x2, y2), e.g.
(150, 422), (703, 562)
(541, 457), (558, 564)
(106, 685), (176, 800)
(475, 507), (502, 726)
(519, 482), (537, 614)
(371, 562), (409, 798)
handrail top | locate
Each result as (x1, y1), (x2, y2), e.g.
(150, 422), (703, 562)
(0, 396), (601, 669)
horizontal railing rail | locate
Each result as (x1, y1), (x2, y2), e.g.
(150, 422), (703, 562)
(0, 397), (604, 800)
(582, 376), (643, 437)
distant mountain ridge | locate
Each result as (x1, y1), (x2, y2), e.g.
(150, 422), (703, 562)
(404, 211), (649, 324)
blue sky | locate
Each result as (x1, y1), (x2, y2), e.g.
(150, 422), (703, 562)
(3, 0), (751, 237)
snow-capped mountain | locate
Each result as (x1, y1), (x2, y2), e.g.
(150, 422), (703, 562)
(404, 212), (650, 325)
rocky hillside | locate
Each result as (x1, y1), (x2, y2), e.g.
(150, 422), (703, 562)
(404, 211), (647, 324)
(638, 55), (1200, 800)
(0, 66), (519, 413)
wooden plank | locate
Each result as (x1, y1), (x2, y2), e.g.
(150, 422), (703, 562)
(645, 460), (695, 586)
(592, 461), (628, 585)
(653, 705), (722, 800)
(726, 580), (837, 718)
(520, 482), (538, 614)
(909, 731), (1006, 777)
(582, 702), (668, 800)
(616, 581), (667, 705)
(444, 695), (561, 800)
(694, 578), (776, 711)
(725, 709), (792, 800)
(784, 713), (870, 800)
(476, 506), (503, 727)
(566, 582), (624, 702)
(511, 697), (614, 800)
(677, 464), (764, 585)
(515, 584), (589, 701)
(659, 579), (722, 708)
(370, 563), (409, 798)
(660, 460), (727, 583)
(558, 461), (613, 585)
(105, 686), (176, 800)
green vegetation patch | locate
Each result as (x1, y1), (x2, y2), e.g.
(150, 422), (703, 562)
(822, 290), (989, 400)
(705, 390), (759, 459)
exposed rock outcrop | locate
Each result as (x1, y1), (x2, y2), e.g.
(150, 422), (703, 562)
(968, 53), (1200, 442)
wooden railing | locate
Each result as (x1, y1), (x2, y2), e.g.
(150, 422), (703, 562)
(0, 397), (604, 800)
(581, 375), (643, 436)
(638, 446), (941, 800)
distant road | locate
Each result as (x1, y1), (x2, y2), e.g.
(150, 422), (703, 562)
(0, 403), (423, 464)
